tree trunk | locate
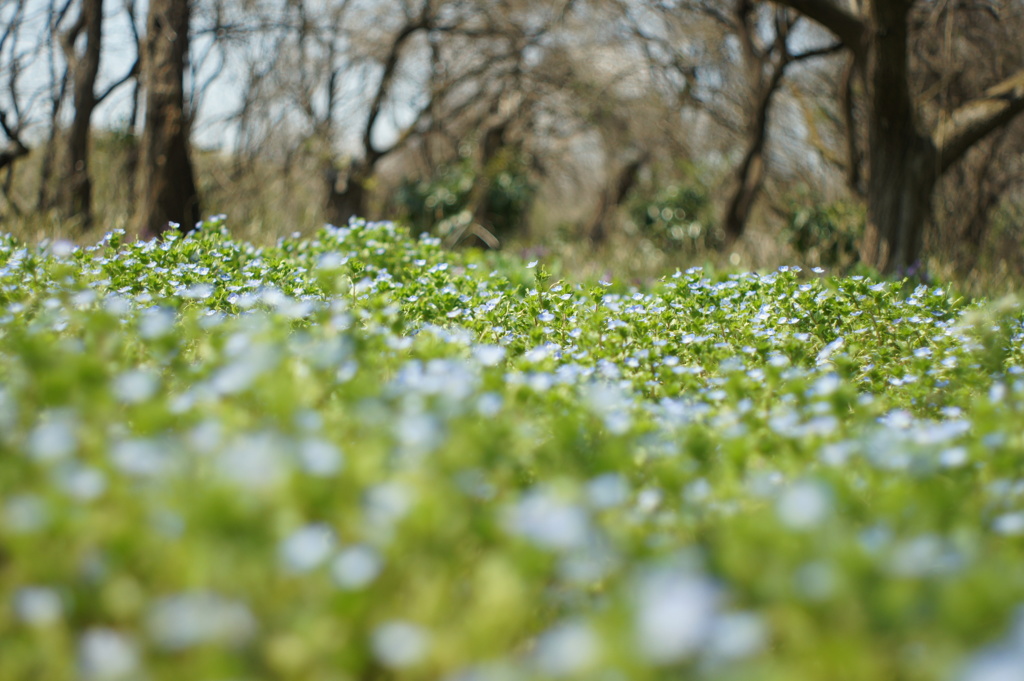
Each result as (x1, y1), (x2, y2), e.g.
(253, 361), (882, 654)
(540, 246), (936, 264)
(858, 0), (936, 274)
(861, 131), (936, 273)
(59, 0), (103, 228)
(136, 0), (200, 239)
(323, 159), (368, 228)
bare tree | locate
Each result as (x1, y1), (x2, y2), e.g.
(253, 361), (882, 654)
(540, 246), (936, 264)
(212, 0), (638, 241)
(58, 0), (103, 227)
(0, 0), (33, 216)
(136, 0), (201, 237)
(720, 4), (842, 244)
(766, 0), (1024, 274)
(288, 0), (578, 228)
(615, 1), (843, 245)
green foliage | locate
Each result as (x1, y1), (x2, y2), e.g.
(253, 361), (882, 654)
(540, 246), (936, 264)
(394, 148), (535, 241)
(627, 173), (717, 251)
(1, 218), (1024, 680)
(783, 193), (864, 268)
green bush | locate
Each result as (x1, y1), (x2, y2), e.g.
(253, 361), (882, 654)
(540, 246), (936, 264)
(783, 194), (864, 268)
(394, 148), (534, 241)
(627, 174), (717, 251)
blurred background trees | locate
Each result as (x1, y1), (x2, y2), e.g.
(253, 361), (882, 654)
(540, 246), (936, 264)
(1, 0), (1023, 290)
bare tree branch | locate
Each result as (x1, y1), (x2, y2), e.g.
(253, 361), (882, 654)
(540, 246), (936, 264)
(770, 0), (866, 50)
(96, 58), (139, 104)
(790, 42), (844, 62)
(934, 68), (1024, 174)
(363, 8), (431, 163)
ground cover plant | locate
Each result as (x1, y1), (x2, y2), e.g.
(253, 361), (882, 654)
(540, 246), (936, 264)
(2, 218), (1024, 681)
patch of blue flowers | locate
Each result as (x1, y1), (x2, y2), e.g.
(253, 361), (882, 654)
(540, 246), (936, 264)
(1, 217), (1023, 680)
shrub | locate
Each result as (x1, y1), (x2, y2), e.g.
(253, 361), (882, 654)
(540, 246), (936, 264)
(394, 147), (534, 242)
(627, 173), (717, 252)
(783, 193), (864, 268)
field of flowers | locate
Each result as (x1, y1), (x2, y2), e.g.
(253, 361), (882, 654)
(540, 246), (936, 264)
(1, 218), (1024, 681)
